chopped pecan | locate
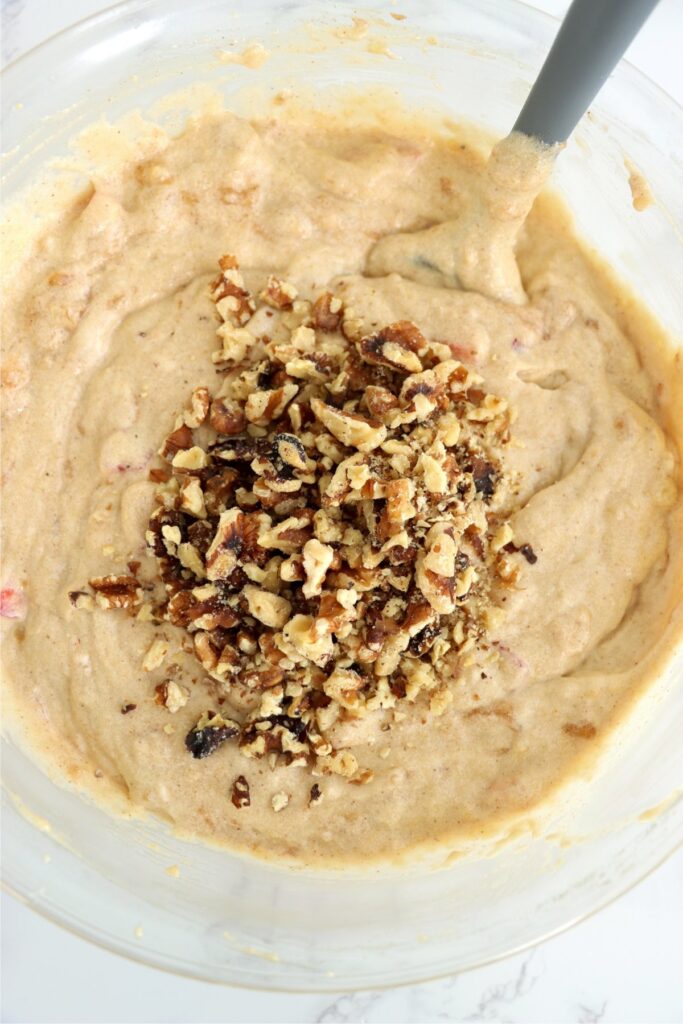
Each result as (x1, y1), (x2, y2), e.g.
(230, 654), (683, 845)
(271, 433), (308, 472)
(281, 614), (334, 668)
(211, 254), (255, 326)
(257, 510), (314, 553)
(261, 275), (297, 309)
(194, 631), (240, 679)
(142, 637), (168, 671)
(205, 509), (269, 579)
(172, 446), (210, 471)
(312, 292), (343, 331)
(231, 775), (251, 808)
(311, 399), (386, 453)
(301, 539), (334, 598)
(245, 383), (299, 426)
(183, 386), (211, 428)
(243, 584), (291, 628)
(185, 711), (240, 758)
(470, 456), (497, 500)
(166, 584), (239, 630)
(415, 523), (460, 615)
(377, 479), (416, 540)
(364, 385), (400, 420)
(155, 679), (189, 713)
(418, 452), (448, 493)
(179, 476), (206, 518)
(358, 321), (426, 374)
(210, 398), (246, 436)
(159, 423), (194, 461)
(242, 666), (285, 690)
(89, 574), (142, 610)
(285, 353), (334, 382)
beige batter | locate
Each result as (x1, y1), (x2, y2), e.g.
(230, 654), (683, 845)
(2, 105), (682, 865)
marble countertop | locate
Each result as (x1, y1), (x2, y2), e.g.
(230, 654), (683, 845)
(2, 1), (682, 1021)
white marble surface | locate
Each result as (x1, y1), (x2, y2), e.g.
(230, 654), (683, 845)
(2, 1), (682, 1022)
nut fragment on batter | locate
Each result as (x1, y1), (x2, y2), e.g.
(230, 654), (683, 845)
(261, 275), (297, 309)
(142, 637), (169, 671)
(185, 711), (240, 759)
(231, 775), (251, 808)
(89, 574), (142, 611)
(155, 679), (189, 713)
(211, 254), (255, 326)
(271, 791), (290, 812)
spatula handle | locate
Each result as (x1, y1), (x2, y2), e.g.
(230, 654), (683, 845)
(513, 0), (660, 145)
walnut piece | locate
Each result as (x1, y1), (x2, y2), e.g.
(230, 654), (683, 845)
(311, 399), (387, 453)
(243, 584), (291, 628)
(271, 791), (290, 812)
(155, 679), (189, 713)
(89, 575), (142, 611)
(231, 775), (251, 808)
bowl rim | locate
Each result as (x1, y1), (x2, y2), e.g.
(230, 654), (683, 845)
(2, 0), (682, 993)
(3, 840), (682, 993)
(2, 0), (681, 121)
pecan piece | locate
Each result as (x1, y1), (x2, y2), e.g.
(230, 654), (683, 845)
(261, 275), (297, 309)
(311, 398), (386, 453)
(209, 398), (246, 436)
(166, 583), (239, 630)
(271, 433), (308, 472)
(231, 775), (251, 808)
(242, 666), (285, 689)
(358, 321), (426, 374)
(281, 614), (334, 668)
(155, 679), (189, 713)
(205, 509), (270, 579)
(159, 423), (194, 461)
(243, 584), (291, 628)
(193, 631), (241, 678)
(183, 386), (211, 428)
(377, 478), (416, 540)
(257, 510), (314, 553)
(211, 254), (255, 327)
(415, 523), (460, 615)
(203, 468), (240, 517)
(89, 574), (142, 611)
(245, 384), (299, 426)
(312, 292), (343, 331)
(301, 539), (335, 598)
(185, 711), (240, 759)
(364, 385), (400, 421)
(470, 456), (497, 500)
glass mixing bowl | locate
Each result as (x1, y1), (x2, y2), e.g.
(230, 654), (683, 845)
(2, 0), (682, 992)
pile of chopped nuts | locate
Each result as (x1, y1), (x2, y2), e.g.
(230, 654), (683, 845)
(80, 254), (527, 787)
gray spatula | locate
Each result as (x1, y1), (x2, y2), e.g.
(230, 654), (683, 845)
(514, 0), (660, 146)
(366, 0), (661, 301)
